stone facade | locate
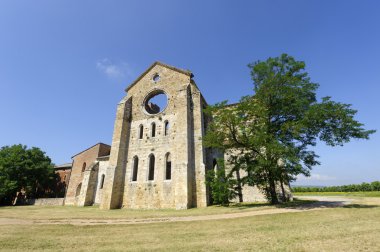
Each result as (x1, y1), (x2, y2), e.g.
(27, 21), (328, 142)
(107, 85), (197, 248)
(65, 143), (110, 205)
(99, 62), (210, 210)
(31, 198), (65, 206)
(66, 62), (291, 209)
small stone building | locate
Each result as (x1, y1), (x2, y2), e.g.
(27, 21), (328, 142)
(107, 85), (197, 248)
(64, 143), (111, 205)
(66, 62), (290, 209)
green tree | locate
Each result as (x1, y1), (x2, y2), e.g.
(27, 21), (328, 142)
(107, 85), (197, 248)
(203, 54), (375, 204)
(206, 159), (237, 206)
(0, 144), (56, 205)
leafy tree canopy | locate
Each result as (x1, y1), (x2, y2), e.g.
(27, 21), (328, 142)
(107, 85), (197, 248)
(204, 54), (375, 204)
(0, 144), (56, 205)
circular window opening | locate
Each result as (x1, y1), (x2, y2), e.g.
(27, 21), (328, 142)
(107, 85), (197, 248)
(144, 91), (168, 115)
(153, 74), (160, 82)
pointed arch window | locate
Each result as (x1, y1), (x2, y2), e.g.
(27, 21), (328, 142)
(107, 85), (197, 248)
(164, 121), (169, 136)
(100, 174), (105, 189)
(151, 122), (156, 137)
(165, 153), (172, 180)
(132, 156), (139, 182)
(148, 154), (155, 181)
(139, 125), (144, 139)
(81, 162), (86, 172)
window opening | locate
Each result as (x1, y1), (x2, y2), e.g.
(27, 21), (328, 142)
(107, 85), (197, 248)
(132, 156), (139, 181)
(82, 162), (86, 172)
(164, 121), (169, 136)
(165, 153), (172, 180)
(100, 174), (105, 189)
(148, 155), (155, 181)
(144, 91), (168, 114)
(151, 122), (156, 137)
(139, 125), (144, 139)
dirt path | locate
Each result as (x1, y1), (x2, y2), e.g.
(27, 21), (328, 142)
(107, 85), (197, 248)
(0, 196), (353, 226)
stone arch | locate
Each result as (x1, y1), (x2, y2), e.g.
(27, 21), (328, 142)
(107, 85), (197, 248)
(143, 89), (168, 115)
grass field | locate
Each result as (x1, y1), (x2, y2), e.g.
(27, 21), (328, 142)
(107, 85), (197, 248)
(0, 197), (379, 251)
(0, 200), (311, 221)
(293, 191), (380, 197)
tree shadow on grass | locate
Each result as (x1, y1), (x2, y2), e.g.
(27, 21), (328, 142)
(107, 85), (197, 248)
(277, 200), (379, 210)
(342, 204), (379, 209)
(275, 199), (321, 209)
(212, 199), (379, 211)
(220, 199), (316, 210)
(225, 199), (379, 211)
(221, 202), (272, 210)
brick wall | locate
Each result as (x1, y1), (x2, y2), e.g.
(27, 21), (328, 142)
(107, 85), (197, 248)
(65, 143), (110, 205)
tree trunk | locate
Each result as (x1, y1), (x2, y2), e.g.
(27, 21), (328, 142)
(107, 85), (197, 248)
(235, 170), (243, 203)
(269, 178), (279, 204)
(280, 179), (287, 202)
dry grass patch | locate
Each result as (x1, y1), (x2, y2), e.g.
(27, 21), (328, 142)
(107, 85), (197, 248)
(0, 200), (311, 221)
(0, 205), (379, 251)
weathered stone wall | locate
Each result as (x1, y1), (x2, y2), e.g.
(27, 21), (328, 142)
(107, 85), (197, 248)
(94, 158), (109, 204)
(77, 162), (99, 206)
(99, 63), (208, 209)
(224, 150), (293, 203)
(100, 97), (132, 209)
(122, 65), (193, 209)
(32, 198), (65, 206)
(65, 143), (110, 205)
(189, 83), (208, 207)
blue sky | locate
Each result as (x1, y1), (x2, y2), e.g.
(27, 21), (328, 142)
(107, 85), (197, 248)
(0, 1), (379, 186)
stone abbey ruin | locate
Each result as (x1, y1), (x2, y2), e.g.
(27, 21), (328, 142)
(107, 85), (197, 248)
(64, 62), (290, 209)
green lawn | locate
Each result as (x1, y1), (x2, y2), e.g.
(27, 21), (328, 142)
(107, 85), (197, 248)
(0, 203), (268, 221)
(293, 191), (380, 197)
(0, 197), (379, 251)
(0, 200), (313, 221)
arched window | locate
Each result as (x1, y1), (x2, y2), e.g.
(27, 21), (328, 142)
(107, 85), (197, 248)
(139, 125), (144, 139)
(100, 174), (105, 189)
(148, 154), (155, 181)
(132, 156), (139, 182)
(82, 162), (86, 172)
(213, 159), (218, 173)
(165, 153), (172, 180)
(76, 183), (82, 197)
(164, 121), (169, 136)
(151, 122), (156, 137)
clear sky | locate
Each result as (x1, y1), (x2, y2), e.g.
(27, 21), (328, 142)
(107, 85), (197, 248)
(0, 1), (379, 186)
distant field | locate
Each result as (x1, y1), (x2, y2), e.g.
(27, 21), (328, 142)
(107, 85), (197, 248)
(293, 191), (380, 197)
(0, 197), (380, 251)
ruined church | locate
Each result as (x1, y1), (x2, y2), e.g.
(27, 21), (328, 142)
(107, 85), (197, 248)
(64, 62), (273, 210)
